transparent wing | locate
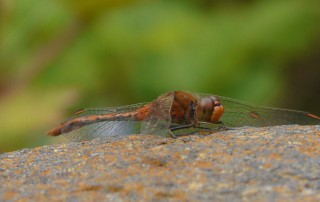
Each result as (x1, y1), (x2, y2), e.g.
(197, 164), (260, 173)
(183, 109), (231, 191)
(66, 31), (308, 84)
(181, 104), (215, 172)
(62, 120), (141, 141)
(141, 93), (174, 136)
(73, 102), (149, 116)
(196, 93), (320, 127)
(60, 102), (149, 141)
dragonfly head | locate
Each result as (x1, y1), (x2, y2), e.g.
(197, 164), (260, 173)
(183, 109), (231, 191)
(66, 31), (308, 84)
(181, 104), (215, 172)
(197, 96), (224, 123)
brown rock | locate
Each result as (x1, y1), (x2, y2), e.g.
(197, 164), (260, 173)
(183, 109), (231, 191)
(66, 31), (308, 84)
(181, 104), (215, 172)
(1, 125), (320, 201)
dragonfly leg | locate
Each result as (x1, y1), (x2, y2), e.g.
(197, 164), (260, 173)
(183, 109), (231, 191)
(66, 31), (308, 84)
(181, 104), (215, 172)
(168, 130), (177, 138)
(169, 123), (196, 138)
(170, 123), (195, 131)
(168, 121), (233, 137)
(194, 121), (233, 133)
(216, 121), (236, 131)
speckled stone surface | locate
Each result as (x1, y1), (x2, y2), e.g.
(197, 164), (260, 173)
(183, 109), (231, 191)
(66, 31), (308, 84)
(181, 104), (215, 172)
(1, 125), (320, 201)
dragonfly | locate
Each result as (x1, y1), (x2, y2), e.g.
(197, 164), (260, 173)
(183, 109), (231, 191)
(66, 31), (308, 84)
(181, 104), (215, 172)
(47, 91), (320, 141)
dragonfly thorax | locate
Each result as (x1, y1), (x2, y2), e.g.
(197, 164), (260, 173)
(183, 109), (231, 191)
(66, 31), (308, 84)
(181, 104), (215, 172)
(170, 91), (198, 125)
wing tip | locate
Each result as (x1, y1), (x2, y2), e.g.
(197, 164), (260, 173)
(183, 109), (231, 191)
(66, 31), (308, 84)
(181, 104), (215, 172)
(307, 113), (320, 120)
(74, 108), (85, 115)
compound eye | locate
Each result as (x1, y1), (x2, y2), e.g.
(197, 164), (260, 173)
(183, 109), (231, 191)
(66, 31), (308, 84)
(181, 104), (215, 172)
(199, 98), (212, 108)
(209, 96), (221, 106)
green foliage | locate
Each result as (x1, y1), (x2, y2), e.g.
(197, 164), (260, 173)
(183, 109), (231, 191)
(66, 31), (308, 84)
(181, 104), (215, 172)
(1, 0), (319, 152)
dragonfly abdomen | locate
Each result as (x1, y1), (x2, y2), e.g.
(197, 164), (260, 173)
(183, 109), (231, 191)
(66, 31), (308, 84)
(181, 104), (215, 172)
(47, 112), (138, 136)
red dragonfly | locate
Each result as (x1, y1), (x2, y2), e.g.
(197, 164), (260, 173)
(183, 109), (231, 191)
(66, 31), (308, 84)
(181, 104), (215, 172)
(47, 91), (320, 141)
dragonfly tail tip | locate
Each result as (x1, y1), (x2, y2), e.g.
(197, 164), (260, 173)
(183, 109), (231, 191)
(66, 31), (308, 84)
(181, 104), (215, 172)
(47, 126), (62, 136)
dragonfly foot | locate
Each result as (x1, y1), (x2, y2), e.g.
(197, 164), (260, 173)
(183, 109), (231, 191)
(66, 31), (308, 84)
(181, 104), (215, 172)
(169, 130), (177, 138)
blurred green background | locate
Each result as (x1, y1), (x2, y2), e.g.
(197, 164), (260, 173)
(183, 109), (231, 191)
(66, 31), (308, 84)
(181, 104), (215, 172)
(1, 0), (320, 153)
